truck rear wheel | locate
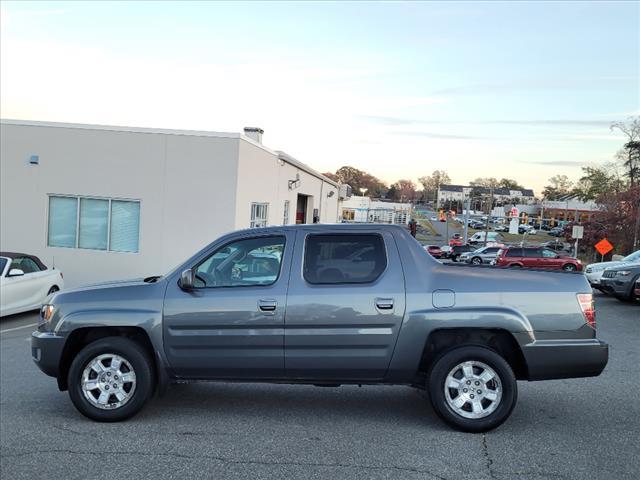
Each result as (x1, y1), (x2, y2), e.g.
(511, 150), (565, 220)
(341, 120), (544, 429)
(427, 346), (517, 432)
(68, 336), (154, 422)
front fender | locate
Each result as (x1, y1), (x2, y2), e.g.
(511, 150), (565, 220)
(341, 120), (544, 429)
(386, 306), (534, 382)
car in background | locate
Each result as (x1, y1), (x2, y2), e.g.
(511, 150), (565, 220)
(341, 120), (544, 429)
(494, 224), (509, 232)
(542, 240), (570, 252)
(449, 233), (464, 247)
(424, 245), (443, 259)
(459, 246), (502, 265)
(585, 250), (640, 289)
(518, 224), (537, 235)
(495, 247), (582, 271)
(634, 278), (640, 302)
(0, 252), (64, 317)
(430, 216), (438, 221)
(439, 245), (452, 258)
(449, 244), (476, 262)
(468, 231), (503, 245)
(548, 227), (564, 237)
(600, 263), (640, 302)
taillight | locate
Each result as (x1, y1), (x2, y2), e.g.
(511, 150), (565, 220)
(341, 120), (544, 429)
(577, 293), (596, 329)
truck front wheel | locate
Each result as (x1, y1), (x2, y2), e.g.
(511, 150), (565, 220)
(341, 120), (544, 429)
(427, 346), (517, 432)
(67, 336), (155, 422)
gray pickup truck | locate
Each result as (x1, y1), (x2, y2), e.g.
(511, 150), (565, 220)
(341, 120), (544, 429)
(32, 224), (608, 432)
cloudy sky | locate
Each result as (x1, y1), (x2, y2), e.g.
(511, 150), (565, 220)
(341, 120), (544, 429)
(1, 1), (638, 194)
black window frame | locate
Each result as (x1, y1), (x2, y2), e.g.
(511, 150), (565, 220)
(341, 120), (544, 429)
(192, 235), (286, 289)
(303, 233), (388, 285)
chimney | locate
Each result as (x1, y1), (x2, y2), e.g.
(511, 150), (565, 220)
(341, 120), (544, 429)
(244, 127), (264, 144)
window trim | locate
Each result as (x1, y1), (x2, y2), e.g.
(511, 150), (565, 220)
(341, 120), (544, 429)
(46, 194), (141, 254)
(302, 233), (388, 286)
(192, 235), (287, 289)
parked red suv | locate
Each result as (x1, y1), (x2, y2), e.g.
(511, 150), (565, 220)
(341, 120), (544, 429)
(496, 247), (582, 271)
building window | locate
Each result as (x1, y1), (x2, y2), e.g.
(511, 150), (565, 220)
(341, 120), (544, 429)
(250, 202), (269, 228)
(342, 209), (355, 221)
(47, 195), (140, 253)
(283, 200), (290, 225)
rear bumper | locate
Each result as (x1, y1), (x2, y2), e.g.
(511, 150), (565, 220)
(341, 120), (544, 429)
(522, 338), (608, 380)
(31, 331), (65, 378)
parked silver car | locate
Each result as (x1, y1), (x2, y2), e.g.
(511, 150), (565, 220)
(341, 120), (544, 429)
(460, 246), (502, 265)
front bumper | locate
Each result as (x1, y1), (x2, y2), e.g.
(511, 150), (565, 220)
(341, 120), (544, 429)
(585, 270), (604, 285)
(31, 331), (65, 378)
(522, 338), (609, 380)
(600, 277), (633, 297)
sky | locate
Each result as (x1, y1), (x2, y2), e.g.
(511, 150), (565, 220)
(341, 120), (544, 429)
(1, 1), (638, 194)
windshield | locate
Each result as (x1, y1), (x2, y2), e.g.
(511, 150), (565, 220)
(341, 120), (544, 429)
(623, 251), (640, 263)
(0, 257), (7, 275)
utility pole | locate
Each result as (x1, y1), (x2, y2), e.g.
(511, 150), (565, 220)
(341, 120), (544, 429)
(463, 196), (470, 244)
(484, 186), (494, 246)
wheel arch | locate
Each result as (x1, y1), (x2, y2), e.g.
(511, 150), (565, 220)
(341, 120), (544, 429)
(417, 327), (529, 381)
(57, 326), (159, 392)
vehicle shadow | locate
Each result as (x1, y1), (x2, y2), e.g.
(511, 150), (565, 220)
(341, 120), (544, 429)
(145, 382), (448, 430)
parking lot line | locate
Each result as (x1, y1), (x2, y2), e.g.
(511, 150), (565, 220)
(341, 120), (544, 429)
(0, 322), (38, 334)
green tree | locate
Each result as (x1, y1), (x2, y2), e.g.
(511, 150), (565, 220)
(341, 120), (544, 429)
(469, 177), (500, 188)
(389, 179), (418, 202)
(498, 178), (525, 190)
(542, 175), (574, 200)
(572, 164), (626, 200)
(418, 170), (451, 203)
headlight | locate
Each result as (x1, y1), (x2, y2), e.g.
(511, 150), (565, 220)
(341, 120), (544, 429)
(40, 304), (55, 323)
(616, 270), (631, 277)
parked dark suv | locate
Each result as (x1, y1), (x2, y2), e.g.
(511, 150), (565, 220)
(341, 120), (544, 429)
(496, 247), (582, 271)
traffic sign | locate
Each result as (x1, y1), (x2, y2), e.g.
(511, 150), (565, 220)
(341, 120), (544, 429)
(510, 206), (519, 217)
(594, 238), (614, 256)
(572, 226), (584, 239)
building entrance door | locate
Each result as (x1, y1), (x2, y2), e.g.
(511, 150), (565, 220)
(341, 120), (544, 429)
(296, 195), (308, 224)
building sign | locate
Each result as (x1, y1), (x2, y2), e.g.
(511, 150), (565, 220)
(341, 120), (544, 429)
(594, 238), (614, 256)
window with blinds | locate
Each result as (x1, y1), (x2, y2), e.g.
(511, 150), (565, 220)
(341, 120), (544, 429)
(47, 195), (140, 253)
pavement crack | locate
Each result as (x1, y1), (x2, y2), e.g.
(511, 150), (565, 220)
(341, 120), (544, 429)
(0, 449), (451, 479)
(481, 433), (496, 479)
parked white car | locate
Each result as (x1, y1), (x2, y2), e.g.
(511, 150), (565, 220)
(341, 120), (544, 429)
(0, 252), (64, 317)
(585, 250), (640, 289)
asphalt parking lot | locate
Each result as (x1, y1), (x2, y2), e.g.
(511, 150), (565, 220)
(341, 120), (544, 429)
(1, 292), (638, 480)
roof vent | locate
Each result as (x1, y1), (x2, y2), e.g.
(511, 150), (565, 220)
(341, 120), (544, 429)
(244, 127), (264, 144)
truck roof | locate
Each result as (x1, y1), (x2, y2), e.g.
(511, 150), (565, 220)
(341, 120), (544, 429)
(232, 223), (409, 235)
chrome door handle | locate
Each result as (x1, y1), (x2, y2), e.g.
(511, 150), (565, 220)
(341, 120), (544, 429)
(375, 298), (394, 310)
(258, 299), (277, 312)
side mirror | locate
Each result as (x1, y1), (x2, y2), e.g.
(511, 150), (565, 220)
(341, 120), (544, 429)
(8, 268), (24, 277)
(179, 269), (195, 290)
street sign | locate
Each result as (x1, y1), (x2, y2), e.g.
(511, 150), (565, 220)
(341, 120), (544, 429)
(594, 238), (614, 256)
(572, 225), (584, 239)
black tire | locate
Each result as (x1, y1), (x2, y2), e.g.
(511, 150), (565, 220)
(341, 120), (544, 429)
(471, 257), (482, 265)
(68, 336), (155, 422)
(427, 346), (517, 433)
(47, 286), (59, 295)
(451, 255), (459, 262)
(562, 264), (577, 272)
(509, 264), (522, 268)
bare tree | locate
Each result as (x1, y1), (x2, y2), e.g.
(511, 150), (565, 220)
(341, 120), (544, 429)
(611, 116), (640, 186)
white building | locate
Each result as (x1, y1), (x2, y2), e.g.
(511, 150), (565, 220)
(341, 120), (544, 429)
(0, 120), (341, 287)
(437, 184), (536, 208)
(340, 196), (412, 224)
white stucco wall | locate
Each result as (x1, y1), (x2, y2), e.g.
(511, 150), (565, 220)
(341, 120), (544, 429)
(234, 139), (339, 229)
(0, 122), (239, 287)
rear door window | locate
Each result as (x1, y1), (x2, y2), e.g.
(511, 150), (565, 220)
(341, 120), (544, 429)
(304, 234), (387, 284)
(524, 248), (541, 258)
(505, 248), (523, 257)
